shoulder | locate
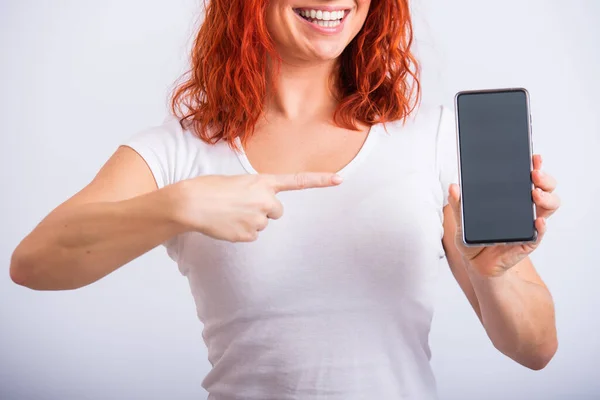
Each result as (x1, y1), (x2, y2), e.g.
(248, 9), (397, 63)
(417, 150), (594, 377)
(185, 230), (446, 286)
(129, 116), (204, 150)
(127, 116), (235, 160)
(124, 116), (229, 187)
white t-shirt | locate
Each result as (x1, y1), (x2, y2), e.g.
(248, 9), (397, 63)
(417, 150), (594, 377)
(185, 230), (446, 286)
(125, 104), (459, 400)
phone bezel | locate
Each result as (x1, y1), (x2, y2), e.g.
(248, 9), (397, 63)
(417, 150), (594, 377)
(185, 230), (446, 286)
(454, 87), (538, 247)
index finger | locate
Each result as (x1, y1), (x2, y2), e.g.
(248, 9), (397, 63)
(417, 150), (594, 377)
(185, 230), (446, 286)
(268, 173), (344, 193)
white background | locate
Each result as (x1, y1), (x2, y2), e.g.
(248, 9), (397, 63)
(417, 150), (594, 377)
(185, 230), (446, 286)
(1, 1), (598, 399)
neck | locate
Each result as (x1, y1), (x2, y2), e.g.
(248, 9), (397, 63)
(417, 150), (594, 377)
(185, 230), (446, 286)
(264, 57), (339, 123)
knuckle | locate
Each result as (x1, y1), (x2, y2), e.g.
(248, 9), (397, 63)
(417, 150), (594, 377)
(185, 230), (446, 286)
(236, 230), (258, 242)
(257, 218), (269, 231)
(320, 174), (329, 186)
(253, 214), (266, 227)
(294, 173), (308, 189)
(252, 176), (267, 190)
(249, 231), (259, 241)
(260, 194), (276, 212)
(269, 207), (283, 220)
(261, 179), (277, 195)
(246, 174), (263, 187)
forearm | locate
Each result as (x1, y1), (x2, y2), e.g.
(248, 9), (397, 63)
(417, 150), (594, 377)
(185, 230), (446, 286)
(10, 186), (185, 291)
(467, 263), (557, 369)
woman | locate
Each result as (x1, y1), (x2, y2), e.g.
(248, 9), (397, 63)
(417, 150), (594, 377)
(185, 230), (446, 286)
(10, 0), (559, 398)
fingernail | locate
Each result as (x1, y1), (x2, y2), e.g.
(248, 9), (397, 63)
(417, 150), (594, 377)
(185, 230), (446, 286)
(332, 175), (344, 184)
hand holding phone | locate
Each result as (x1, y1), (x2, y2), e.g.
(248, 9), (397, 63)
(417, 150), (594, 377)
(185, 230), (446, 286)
(454, 88), (536, 246)
(448, 88), (560, 276)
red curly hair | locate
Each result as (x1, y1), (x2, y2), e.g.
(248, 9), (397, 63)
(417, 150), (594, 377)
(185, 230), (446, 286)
(171, 0), (420, 148)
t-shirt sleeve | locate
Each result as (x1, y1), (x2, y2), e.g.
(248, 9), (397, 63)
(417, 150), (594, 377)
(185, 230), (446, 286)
(436, 106), (459, 207)
(122, 118), (187, 189)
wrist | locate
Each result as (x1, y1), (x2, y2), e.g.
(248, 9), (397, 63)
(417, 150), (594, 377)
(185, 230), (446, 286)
(464, 257), (510, 282)
(155, 182), (194, 234)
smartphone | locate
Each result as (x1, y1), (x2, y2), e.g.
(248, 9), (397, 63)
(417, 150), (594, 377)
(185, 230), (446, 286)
(454, 88), (537, 246)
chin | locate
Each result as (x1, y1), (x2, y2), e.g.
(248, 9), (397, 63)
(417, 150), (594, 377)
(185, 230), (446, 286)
(307, 43), (347, 61)
(311, 52), (343, 62)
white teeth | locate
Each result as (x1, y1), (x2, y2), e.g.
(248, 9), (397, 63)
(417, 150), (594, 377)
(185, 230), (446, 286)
(297, 9), (346, 21)
(315, 20), (341, 27)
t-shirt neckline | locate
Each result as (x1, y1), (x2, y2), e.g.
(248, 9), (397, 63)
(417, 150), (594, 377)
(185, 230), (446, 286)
(234, 122), (383, 178)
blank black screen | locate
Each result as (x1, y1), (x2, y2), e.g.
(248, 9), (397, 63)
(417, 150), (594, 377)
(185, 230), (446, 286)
(456, 90), (535, 244)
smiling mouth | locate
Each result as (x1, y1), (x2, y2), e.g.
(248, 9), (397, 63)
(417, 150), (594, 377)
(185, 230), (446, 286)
(293, 8), (350, 28)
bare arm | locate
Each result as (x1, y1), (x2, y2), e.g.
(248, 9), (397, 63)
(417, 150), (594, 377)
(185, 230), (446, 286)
(10, 146), (184, 290)
(442, 204), (558, 370)
(10, 145), (342, 291)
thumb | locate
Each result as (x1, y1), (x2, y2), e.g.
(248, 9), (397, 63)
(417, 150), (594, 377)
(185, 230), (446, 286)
(447, 184), (468, 251)
(447, 183), (462, 226)
(448, 184), (482, 258)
